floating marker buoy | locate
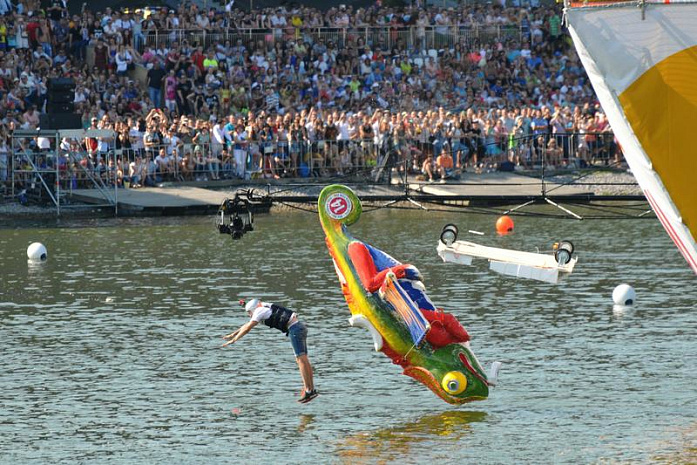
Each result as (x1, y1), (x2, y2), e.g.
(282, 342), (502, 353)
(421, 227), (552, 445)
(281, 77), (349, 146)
(27, 242), (47, 262)
(612, 284), (636, 306)
(495, 216), (514, 235)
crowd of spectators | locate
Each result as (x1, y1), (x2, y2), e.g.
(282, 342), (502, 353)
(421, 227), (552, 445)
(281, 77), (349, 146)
(0, 0), (621, 190)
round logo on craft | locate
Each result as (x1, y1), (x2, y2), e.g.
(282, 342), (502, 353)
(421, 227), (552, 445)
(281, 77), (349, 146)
(326, 192), (352, 220)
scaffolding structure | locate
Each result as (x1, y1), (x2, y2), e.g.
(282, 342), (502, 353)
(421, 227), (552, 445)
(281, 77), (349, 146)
(10, 128), (119, 216)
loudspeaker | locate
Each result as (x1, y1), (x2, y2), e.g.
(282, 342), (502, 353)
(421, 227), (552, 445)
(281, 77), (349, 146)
(48, 78), (76, 92)
(48, 78), (76, 114)
(48, 89), (73, 104)
(40, 113), (83, 130)
(47, 102), (74, 113)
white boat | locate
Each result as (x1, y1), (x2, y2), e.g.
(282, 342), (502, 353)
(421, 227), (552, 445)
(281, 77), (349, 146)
(437, 224), (577, 284)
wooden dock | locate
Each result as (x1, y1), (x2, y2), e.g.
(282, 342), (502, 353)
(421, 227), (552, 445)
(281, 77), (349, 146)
(405, 171), (589, 200)
(66, 171), (642, 216)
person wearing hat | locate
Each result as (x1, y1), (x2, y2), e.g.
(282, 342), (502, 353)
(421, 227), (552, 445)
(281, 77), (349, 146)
(222, 298), (318, 403)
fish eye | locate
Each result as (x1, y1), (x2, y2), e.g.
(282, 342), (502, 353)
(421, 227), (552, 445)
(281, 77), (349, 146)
(442, 371), (467, 395)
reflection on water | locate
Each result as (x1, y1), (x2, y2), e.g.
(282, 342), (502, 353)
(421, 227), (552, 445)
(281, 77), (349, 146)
(0, 211), (695, 463)
(26, 260), (47, 278)
(297, 414), (315, 434)
(336, 410), (487, 464)
(646, 422), (697, 464)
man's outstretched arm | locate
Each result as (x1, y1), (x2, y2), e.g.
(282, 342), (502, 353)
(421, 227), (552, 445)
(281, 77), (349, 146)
(222, 320), (259, 347)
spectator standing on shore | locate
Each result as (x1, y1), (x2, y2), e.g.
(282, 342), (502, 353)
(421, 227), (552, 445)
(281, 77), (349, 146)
(164, 70), (177, 112)
(115, 44), (133, 78)
(128, 155), (143, 188)
(143, 124), (161, 160)
(147, 60), (166, 109)
(211, 116), (226, 158)
(93, 38), (108, 71)
(155, 147), (172, 181)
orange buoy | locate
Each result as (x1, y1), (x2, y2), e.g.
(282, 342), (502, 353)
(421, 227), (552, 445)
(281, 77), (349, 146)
(496, 215), (514, 235)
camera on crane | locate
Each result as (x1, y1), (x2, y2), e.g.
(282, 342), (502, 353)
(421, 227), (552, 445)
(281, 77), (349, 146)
(217, 191), (256, 240)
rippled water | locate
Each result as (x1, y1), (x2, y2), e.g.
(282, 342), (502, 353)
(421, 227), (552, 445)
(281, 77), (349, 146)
(1, 209), (695, 464)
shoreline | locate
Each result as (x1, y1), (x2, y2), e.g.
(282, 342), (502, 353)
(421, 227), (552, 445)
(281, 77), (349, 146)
(0, 170), (642, 221)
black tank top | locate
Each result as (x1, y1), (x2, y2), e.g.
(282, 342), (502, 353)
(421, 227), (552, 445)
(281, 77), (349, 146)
(263, 304), (295, 334)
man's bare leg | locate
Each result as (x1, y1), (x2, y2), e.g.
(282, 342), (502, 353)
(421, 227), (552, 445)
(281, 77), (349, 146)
(296, 354), (314, 392)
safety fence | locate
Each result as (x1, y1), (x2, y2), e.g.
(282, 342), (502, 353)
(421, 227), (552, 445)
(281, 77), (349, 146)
(505, 130), (619, 170)
(9, 142), (119, 193)
(353, 130), (620, 179)
(7, 129), (120, 212)
(139, 24), (523, 54)
(0, 150), (8, 185)
(0, 132), (621, 191)
(3, 130), (620, 200)
(97, 139), (386, 185)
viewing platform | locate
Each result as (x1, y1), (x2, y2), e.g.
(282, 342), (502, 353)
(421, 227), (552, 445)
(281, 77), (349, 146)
(64, 170), (644, 218)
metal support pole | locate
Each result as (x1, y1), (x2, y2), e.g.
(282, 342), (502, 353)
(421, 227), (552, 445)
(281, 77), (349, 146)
(55, 131), (60, 216)
(541, 141), (546, 196)
(545, 198), (583, 220)
(11, 135), (15, 196)
(114, 149), (118, 217)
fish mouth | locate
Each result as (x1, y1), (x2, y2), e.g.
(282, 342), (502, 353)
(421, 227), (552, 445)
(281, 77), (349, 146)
(458, 352), (490, 386)
(403, 366), (486, 405)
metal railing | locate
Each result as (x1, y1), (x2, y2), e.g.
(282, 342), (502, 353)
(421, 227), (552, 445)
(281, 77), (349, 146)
(140, 24), (522, 53)
(6, 131), (621, 201)
(10, 129), (119, 215)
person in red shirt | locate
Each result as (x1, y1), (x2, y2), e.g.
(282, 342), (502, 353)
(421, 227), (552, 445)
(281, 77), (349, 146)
(84, 117), (99, 159)
(190, 45), (206, 74)
(165, 45), (181, 72)
(26, 16), (41, 49)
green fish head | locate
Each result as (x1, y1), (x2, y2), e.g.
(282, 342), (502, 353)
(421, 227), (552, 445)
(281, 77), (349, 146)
(404, 344), (490, 404)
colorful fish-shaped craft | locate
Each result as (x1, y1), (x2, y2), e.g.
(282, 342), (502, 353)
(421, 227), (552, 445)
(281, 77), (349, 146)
(319, 185), (496, 404)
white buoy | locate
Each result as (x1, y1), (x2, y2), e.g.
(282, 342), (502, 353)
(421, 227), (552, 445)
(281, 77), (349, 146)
(27, 242), (48, 262)
(612, 284), (636, 306)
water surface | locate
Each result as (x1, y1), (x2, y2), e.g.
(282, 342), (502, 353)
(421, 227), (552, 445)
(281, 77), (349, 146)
(0, 209), (695, 464)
